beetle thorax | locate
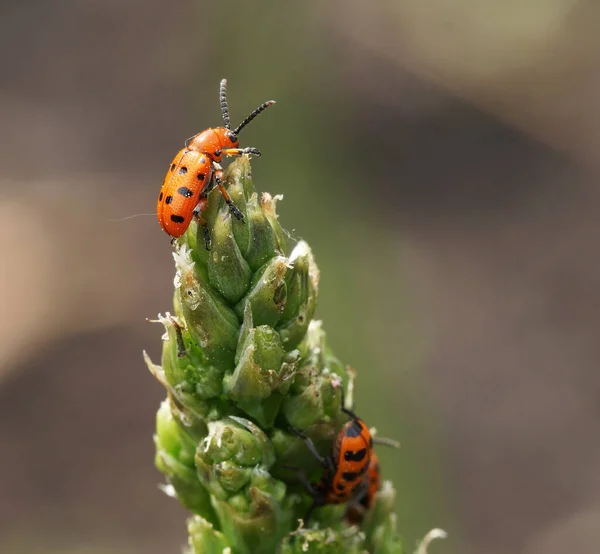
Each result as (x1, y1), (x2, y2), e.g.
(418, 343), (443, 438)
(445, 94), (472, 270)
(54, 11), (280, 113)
(187, 128), (221, 157)
(187, 127), (239, 161)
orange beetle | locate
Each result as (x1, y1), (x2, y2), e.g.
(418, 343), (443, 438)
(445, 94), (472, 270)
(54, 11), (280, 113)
(157, 79), (275, 247)
(290, 386), (373, 522)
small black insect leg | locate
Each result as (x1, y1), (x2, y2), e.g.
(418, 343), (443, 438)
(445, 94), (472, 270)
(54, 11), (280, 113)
(289, 426), (335, 475)
(304, 501), (318, 525)
(284, 465), (321, 497)
(282, 464), (323, 526)
(213, 169), (245, 222)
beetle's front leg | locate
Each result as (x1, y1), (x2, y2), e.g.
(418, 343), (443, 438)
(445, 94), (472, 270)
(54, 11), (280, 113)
(221, 147), (261, 158)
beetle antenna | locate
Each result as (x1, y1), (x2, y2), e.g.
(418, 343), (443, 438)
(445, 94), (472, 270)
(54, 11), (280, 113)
(372, 436), (401, 449)
(233, 99), (276, 136)
(220, 79), (230, 129)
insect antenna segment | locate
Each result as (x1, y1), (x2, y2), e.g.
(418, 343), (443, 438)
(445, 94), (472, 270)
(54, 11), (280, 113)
(233, 99), (276, 136)
(220, 78), (230, 129)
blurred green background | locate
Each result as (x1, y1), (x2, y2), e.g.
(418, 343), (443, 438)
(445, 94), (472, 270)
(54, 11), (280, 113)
(2, 1), (600, 553)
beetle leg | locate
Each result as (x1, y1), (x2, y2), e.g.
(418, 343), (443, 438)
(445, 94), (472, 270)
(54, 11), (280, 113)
(221, 146), (261, 158)
(303, 501), (318, 526)
(282, 465), (322, 497)
(281, 464), (323, 525)
(214, 169), (245, 222)
(289, 426), (334, 473)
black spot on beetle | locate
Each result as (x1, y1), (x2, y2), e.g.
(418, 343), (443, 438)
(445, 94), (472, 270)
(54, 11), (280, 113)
(344, 448), (367, 462)
(179, 166), (188, 175)
(159, 192), (163, 201)
(336, 483), (345, 491)
(170, 214), (185, 223)
(170, 164), (176, 172)
(342, 472), (359, 482)
(197, 173), (205, 181)
(177, 186), (193, 198)
(165, 195), (173, 205)
(344, 420), (364, 438)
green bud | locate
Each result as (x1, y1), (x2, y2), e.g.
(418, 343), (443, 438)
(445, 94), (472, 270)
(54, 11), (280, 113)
(244, 193), (279, 270)
(214, 461), (252, 493)
(278, 350), (300, 396)
(270, 427), (296, 461)
(187, 515), (230, 554)
(207, 205), (252, 304)
(156, 313), (222, 400)
(235, 301), (254, 365)
(250, 465), (286, 503)
(154, 401), (217, 523)
(224, 326), (298, 428)
(278, 241), (318, 350)
(145, 350), (211, 440)
(198, 418), (262, 467)
(235, 256), (288, 327)
(281, 242), (317, 320)
(174, 244), (240, 368)
(196, 186), (224, 245)
(282, 373), (334, 429)
(227, 492), (250, 512)
(159, 466), (215, 523)
(210, 466), (292, 554)
(228, 415), (276, 468)
(155, 399), (195, 465)
(225, 154), (252, 251)
(179, 221), (209, 276)
(196, 416), (277, 500)
(295, 320), (327, 375)
(261, 192), (287, 255)
(282, 385), (320, 429)
(210, 496), (280, 554)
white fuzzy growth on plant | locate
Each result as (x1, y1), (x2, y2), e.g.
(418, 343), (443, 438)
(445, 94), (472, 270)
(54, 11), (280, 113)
(172, 244), (195, 290)
(415, 528), (448, 554)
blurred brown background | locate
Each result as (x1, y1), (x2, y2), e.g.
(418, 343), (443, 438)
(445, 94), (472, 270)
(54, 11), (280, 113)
(1, 1), (600, 553)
